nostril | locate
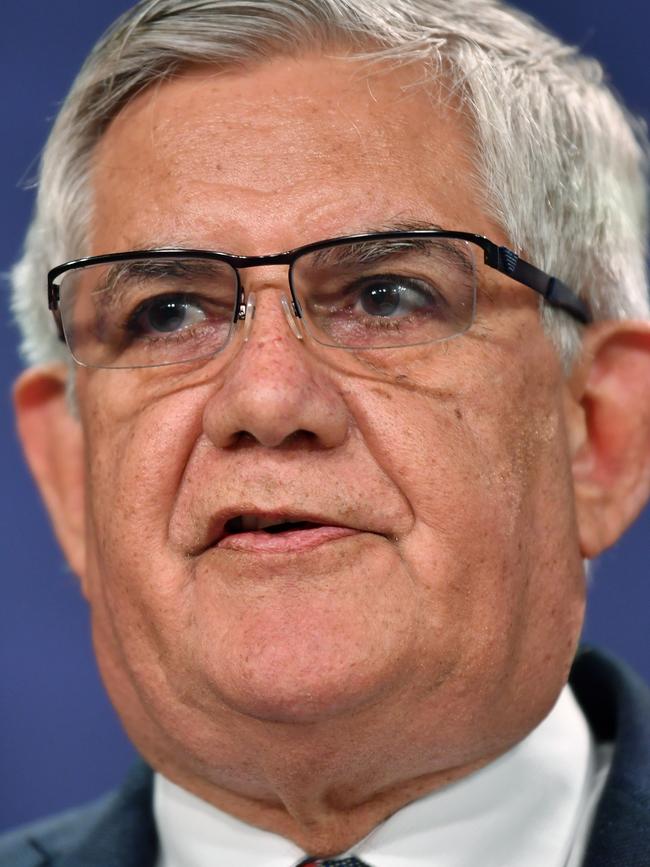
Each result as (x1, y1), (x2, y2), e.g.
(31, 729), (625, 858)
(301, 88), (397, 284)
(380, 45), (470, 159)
(283, 429), (317, 448)
(229, 428), (316, 450)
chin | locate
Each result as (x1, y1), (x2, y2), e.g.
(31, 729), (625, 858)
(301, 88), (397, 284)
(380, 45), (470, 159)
(193, 637), (411, 726)
(215, 682), (381, 725)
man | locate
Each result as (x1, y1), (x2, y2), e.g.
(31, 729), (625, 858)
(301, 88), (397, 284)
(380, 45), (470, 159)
(2, 0), (650, 864)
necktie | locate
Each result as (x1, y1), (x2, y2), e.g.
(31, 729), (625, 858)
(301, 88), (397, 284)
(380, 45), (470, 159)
(298, 858), (371, 867)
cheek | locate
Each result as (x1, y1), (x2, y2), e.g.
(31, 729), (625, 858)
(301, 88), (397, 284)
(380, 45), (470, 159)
(79, 384), (216, 729)
(80, 378), (204, 610)
(391, 340), (573, 544)
(348, 345), (583, 668)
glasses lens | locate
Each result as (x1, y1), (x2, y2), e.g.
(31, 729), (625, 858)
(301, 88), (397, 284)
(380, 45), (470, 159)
(292, 235), (477, 349)
(56, 256), (239, 368)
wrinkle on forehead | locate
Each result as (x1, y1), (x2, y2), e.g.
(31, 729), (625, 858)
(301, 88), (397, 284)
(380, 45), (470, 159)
(87, 52), (499, 282)
(92, 56), (470, 202)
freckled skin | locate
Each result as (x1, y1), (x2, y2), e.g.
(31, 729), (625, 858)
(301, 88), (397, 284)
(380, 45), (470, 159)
(71, 56), (585, 853)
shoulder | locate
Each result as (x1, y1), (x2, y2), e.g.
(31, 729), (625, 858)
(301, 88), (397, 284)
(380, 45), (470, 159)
(0, 761), (155, 867)
(571, 647), (650, 866)
(0, 795), (111, 867)
(571, 645), (650, 750)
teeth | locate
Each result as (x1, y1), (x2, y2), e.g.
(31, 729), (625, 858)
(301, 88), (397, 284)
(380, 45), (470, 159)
(238, 515), (299, 532)
(259, 517), (286, 531)
(240, 515), (261, 532)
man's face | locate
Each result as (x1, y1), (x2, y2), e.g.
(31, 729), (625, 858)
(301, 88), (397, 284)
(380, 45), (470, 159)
(63, 56), (586, 798)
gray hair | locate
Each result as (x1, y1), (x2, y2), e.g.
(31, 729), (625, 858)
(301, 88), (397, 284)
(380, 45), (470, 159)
(11, 0), (650, 369)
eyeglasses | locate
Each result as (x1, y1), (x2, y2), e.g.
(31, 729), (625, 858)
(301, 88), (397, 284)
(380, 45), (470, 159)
(48, 230), (591, 369)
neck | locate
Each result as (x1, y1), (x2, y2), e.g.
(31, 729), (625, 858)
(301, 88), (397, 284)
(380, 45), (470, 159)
(153, 751), (496, 855)
(154, 688), (597, 867)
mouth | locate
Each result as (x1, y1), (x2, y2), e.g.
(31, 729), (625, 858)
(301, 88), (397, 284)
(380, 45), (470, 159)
(223, 515), (326, 535)
(206, 512), (362, 555)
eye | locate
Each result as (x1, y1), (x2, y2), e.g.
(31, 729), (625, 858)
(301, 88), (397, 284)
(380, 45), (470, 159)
(129, 293), (207, 336)
(352, 276), (442, 318)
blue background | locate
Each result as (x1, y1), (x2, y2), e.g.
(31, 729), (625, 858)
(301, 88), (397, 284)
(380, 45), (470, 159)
(0, 0), (648, 830)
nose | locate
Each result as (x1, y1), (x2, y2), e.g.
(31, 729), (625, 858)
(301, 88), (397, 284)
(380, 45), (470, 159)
(202, 286), (351, 450)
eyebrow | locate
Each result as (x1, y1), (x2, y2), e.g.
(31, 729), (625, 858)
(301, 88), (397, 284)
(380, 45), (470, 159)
(86, 219), (470, 308)
(119, 220), (447, 255)
(90, 258), (229, 314)
(308, 221), (475, 274)
(370, 219), (446, 234)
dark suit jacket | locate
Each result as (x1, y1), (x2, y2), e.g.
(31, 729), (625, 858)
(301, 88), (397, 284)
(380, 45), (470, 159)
(1, 647), (649, 866)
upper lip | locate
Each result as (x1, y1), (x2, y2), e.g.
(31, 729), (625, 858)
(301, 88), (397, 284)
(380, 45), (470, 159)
(195, 507), (373, 553)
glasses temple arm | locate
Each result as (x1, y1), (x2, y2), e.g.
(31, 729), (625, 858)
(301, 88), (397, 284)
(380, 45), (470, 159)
(483, 244), (592, 325)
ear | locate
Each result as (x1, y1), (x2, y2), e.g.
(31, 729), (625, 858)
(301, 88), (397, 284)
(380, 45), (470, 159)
(13, 364), (87, 588)
(568, 320), (650, 559)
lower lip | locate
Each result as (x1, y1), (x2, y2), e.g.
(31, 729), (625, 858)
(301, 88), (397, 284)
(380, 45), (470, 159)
(216, 526), (359, 553)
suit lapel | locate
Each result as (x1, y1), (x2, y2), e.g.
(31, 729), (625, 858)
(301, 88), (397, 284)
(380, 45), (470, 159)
(32, 762), (157, 867)
(571, 648), (650, 867)
(25, 649), (650, 866)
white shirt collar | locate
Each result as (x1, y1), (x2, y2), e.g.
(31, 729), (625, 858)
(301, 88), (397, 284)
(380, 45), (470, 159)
(154, 685), (600, 867)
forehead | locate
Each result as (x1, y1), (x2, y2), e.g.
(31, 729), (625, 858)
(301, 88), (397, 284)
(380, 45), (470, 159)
(89, 55), (494, 255)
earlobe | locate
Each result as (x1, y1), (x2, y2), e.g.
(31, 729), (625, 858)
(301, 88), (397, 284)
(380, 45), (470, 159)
(569, 321), (650, 559)
(13, 364), (87, 587)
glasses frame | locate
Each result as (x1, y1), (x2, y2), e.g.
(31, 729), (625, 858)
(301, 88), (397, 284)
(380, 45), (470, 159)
(48, 229), (592, 365)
